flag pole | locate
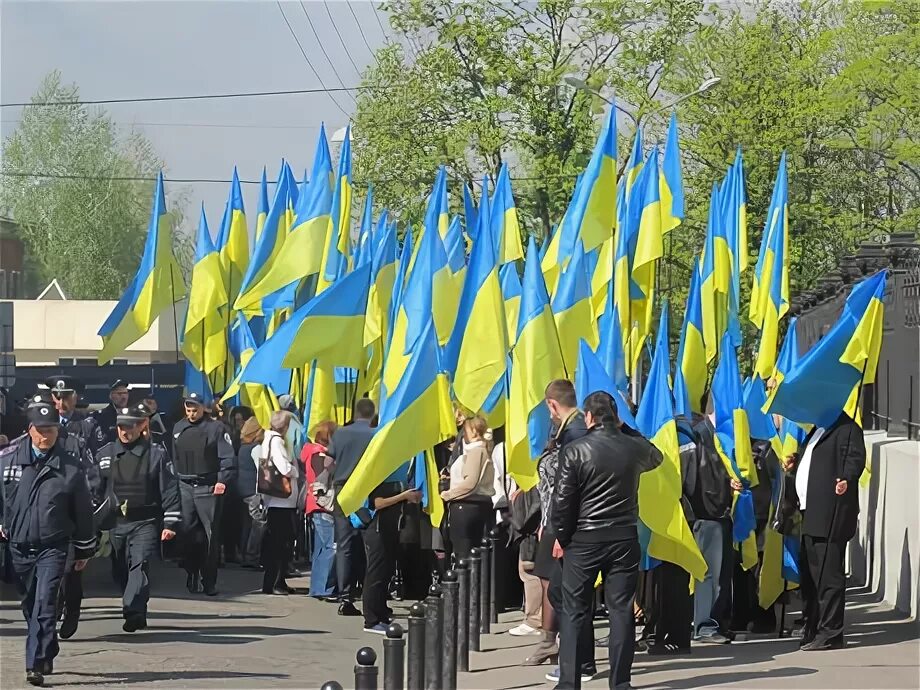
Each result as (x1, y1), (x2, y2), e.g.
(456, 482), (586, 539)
(169, 264), (181, 364)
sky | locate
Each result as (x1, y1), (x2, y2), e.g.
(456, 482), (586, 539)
(0, 0), (390, 238)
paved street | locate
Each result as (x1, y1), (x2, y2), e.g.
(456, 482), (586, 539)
(1, 560), (917, 690)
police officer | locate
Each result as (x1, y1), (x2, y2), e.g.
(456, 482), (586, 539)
(91, 380), (130, 453)
(172, 392), (235, 596)
(45, 376), (97, 455)
(89, 402), (181, 631)
(0, 402), (95, 687)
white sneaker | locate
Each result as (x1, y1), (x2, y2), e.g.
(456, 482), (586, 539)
(509, 623), (540, 636)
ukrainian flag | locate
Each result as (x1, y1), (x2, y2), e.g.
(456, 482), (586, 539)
(673, 259), (706, 417)
(444, 215), (467, 275)
(659, 112), (684, 233)
(450, 189), (508, 415)
(362, 219), (398, 403)
(765, 270), (888, 428)
(635, 302), (706, 581)
(354, 186), (375, 270)
(594, 279), (628, 394)
(752, 153), (790, 379)
(317, 126), (353, 292)
(463, 183), (479, 242)
(699, 183), (732, 363)
(235, 131), (334, 311)
(490, 163), (524, 265)
(234, 167), (296, 317)
(551, 240), (597, 374)
(255, 167), (269, 241)
(575, 339), (636, 431)
(216, 167), (249, 306)
(630, 147), (663, 366)
(774, 317), (807, 457)
(338, 317), (454, 515)
(499, 262), (522, 347)
(411, 167), (450, 270)
(558, 106), (617, 256)
(222, 314), (279, 430)
(182, 205), (229, 377)
(726, 147), (748, 273)
(743, 377), (780, 449)
(507, 237), (566, 492)
(98, 172), (186, 364)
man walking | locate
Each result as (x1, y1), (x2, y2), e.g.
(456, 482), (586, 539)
(551, 391), (662, 690)
(171, 392), (235, 596)
(0, 402), (95, 686)
(90, 380), (130, 453)
(324, 398), (376, 616)
(89, 402), (181, 631)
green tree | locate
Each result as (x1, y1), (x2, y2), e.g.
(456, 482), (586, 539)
(0, 71), (187, 299)
(354, 0), (704, 235)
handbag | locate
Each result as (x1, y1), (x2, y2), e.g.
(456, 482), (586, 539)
(771, 471), (800, 535)
(257, 436), (292, 499)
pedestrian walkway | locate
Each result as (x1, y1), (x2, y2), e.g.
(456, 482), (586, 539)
(0, 560), (916, 689)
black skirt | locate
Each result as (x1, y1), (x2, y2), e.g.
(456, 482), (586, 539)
(532, 529), (561, 580)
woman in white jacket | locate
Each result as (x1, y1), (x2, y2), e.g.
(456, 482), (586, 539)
(260, 411), (299, 595)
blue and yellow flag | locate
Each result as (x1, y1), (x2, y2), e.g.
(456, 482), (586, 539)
(317, 126), (353, 292)
(444, 215), (467, 275)
(752, 153), (790, 378)
(630, 147), (663, 366)
(507, 237), (567, 492)
(673, 259), (706, 417)
(700, 183), (733, 362)
(490, 163), (524, 265)
(635, 302), (707, 581)
(354, 186), (375, 270)
(551, 239), (597, 374)
(659, 112), (684, 233)
(595, 279), (628, 394)
(98, 172), (186, 364)
(216, 167), (249, 306)
(463, 184), (479, 242)
(765, 270), (887, 428)
(575, 339), (637, 431)
(558, 106), (617, 256)
(222, 314), (279, 430)
(499, 262), (522, 348)
(338, 319), (454, 515)
(725, 147), (748, 274)
(773, 317), (807, 457)
(183, 205), (229, 376)
(255, 167), (270, 241)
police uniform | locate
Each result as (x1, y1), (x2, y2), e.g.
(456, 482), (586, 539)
(88, 403), (181, 631)
(0, 404), (95, 686)
(172, 393), (235, 595)
(90, 380), (130, 454)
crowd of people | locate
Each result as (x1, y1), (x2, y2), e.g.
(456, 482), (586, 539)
(0, 373), (864, 689)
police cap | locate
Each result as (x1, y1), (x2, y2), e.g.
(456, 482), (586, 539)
(27, 402), (60, 428)
(28, 392), (54, 408)
(117, 402), (152, 425)
(43, 375), (83, 395)
(110, 379), (129, 392)
(183, 391), (205, 406)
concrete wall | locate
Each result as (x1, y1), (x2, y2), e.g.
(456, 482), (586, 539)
(853, 431), (920, 617)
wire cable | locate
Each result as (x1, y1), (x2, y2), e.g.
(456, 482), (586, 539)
(323, 0), (363, 76)
(297, 1), (357, 103)
(347, 1), (382, 63)
(1, 118), (325, 131)
(276, 1), (352, 117)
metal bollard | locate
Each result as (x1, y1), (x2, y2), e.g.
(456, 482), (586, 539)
(456, 559), (470, 672)
(355, 647), (378, 690)
(489, 527), (501, 624)
(440, 570), (459, 690)
(424, 584), (443, 690)
(320, 683), (343, 690)
(407, 602), (426, 690)
(479, 537), (491, 635)
(469, 547), (481, 652)
(383, 623), (406, 690)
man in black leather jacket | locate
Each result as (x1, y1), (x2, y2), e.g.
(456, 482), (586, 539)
(551, 391), (663, 690)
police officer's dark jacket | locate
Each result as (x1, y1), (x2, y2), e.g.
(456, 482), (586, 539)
(171, 417), (236, 485)
(551, 424), (663, 547)
(90, 404), (119, 453)
(89, 439), (182, 531)
(0, 437), (96, 558)
(58, 414), (96, 471)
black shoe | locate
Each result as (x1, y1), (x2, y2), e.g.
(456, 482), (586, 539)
(25, 670), (44, 686)
(338, 601), (362, 617)
(123, 615), (147, 632)
(271, 587), (290, 596)
(36, 660), (53, 675)
(186, 572), (201, 593)
(801, 637), (844, 651)
(647, 643), (691, 656)
(59, 614), (79, 640)
(203, 584), (219, 597)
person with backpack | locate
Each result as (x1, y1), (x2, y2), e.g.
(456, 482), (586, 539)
(686, 405), (740, 644)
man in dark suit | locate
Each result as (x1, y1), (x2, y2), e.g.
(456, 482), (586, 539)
(784, 412), (865, 651)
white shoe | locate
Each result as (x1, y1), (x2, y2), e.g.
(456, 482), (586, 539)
(509, 623), (540, 636)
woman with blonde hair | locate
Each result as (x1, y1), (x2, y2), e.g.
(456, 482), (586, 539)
(440, 415), (495, 562)
(260, 411), (299, 595)
(236, 417), (265, 569)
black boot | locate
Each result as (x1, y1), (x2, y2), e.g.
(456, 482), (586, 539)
(186, 571), (201, 593)
(123, 615), (148, 632)
(25, 670), (44, 687)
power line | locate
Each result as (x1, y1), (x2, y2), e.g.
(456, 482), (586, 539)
(0, 85), (365, 109)
(347, 1), (381, 65)
(323, 0), (363, 77)
(297, 1), (357, 104)
(276, 1), (352, 118)
(371, 2), (389, 39)
(0, 119), (325, 131)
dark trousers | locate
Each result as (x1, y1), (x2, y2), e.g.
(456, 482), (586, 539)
(549, 555), (595, 672)
(558, 539), (639, 690)
(110, 519), (159, 619)
(263, 508), (295, 591)
(240, 494), (266, 566)
(363, 505), (400, 627)
(11, 543), (68, 670)
(802, 535), (846, 643)
(652, 561), (692, 648)
(447, 500), (491, 563)
(178, 481), (223, 589)
(333, 502), (365, 600)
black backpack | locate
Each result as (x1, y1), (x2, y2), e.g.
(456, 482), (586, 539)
(689, 416), (734, 520)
